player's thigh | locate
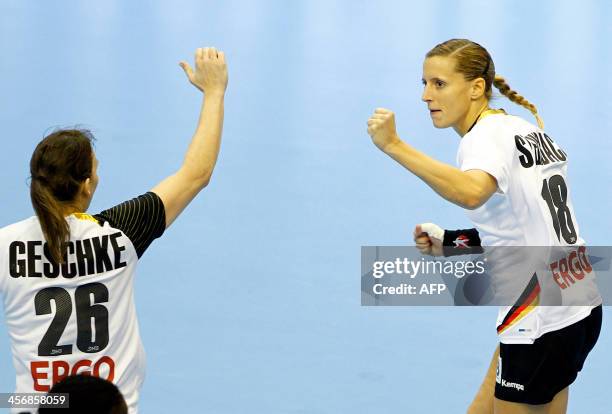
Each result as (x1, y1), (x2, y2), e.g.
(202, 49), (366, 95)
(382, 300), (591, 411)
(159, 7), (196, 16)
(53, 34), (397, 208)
(467, 346), (499, 414)
(494, 387), (568, 414)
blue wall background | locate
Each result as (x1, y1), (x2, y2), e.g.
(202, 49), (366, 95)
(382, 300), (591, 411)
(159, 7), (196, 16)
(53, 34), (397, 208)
(1, 1), (610, 412)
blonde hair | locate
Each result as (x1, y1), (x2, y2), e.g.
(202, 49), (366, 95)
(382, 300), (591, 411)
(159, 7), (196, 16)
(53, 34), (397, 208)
(426, 39), (544, 129)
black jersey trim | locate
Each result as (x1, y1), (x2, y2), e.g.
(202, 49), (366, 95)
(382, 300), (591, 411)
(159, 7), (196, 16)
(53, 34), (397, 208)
(93, 192), (166, 258)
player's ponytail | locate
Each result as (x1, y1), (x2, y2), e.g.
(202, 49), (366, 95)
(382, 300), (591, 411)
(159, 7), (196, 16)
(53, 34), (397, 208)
(30, 177), (70, 264)
(426, 39), (545, 129)
(30, 129), (95, 264)
(493, 76), (544, 129)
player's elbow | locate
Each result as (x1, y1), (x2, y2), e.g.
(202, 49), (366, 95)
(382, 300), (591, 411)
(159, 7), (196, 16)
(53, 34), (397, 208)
(457, 171), (498, 210)
(460, 188), (491, 210)
(178, 166), (212, 190)
(462, 196), (484, 210)
(453, 184), (487, 210)
(195, 171), (212, 188)
(457, 176), (496, 210)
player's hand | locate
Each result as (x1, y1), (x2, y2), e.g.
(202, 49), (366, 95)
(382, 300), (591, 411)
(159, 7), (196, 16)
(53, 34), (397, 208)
(367, 108), (401, 152)
(179, 47), (228, 95)
(413, 222), (444, 257)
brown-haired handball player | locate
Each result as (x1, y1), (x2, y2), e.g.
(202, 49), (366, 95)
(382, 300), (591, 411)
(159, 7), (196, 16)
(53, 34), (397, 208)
(367, 39), (602, 414)
(39, 374), (127, 414)
(0, 47), (227, 414)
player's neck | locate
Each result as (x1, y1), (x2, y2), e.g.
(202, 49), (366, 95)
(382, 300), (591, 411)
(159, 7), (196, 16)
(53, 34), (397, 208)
(454, 100), (489, 137)
(61, 198), (89, 217)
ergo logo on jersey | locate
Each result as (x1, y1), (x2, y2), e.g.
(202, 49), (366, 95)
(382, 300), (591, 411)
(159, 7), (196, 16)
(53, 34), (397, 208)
(550, 246), (593, 290)
(30, 356), (115, 392)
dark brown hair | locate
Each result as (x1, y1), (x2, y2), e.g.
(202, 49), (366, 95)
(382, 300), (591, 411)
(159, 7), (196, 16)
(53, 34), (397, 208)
(39, 374), (127, 414)
(30, 129), (95, 264)
(426, 38), (544, 128)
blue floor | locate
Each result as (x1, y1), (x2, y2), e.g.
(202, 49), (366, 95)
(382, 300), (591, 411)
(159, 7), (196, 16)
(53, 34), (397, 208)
(1, 1), (611, 412)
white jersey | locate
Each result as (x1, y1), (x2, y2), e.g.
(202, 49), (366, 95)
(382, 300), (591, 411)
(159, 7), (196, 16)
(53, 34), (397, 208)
(0, 192), (165, 413)
(457, 112), (602, 344)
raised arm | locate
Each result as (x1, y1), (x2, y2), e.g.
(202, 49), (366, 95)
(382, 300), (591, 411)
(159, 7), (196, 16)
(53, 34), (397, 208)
(152, 47), (228, 228)
(367, 108), (497, 209)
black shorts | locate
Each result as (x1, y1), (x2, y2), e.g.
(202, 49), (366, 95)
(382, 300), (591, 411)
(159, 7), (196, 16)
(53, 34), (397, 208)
(494, 305), (602, 405)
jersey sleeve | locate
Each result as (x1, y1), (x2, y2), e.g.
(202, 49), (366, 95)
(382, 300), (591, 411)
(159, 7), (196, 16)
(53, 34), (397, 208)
(93, 192), (166, 258)
(458, 123), (512, 194)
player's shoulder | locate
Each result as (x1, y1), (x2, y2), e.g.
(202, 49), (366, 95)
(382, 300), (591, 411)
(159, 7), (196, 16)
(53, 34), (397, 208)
(481, 113), (541, 135)
(94, 192), (163, 216)
(66, 213), (113, 240)
(90, 192), (166, 259)
(464, 113), (538, 151)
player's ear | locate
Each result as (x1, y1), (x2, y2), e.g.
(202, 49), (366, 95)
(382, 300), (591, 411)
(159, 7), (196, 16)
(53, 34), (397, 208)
(471, 77), (486, 100)
(83, 178), (93, 198)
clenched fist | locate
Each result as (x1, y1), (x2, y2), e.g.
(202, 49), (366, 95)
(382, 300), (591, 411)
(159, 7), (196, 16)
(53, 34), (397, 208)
(367, 108), (400, 151)
(180, 47), (228, 96)
(413, 223), (444, 257)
